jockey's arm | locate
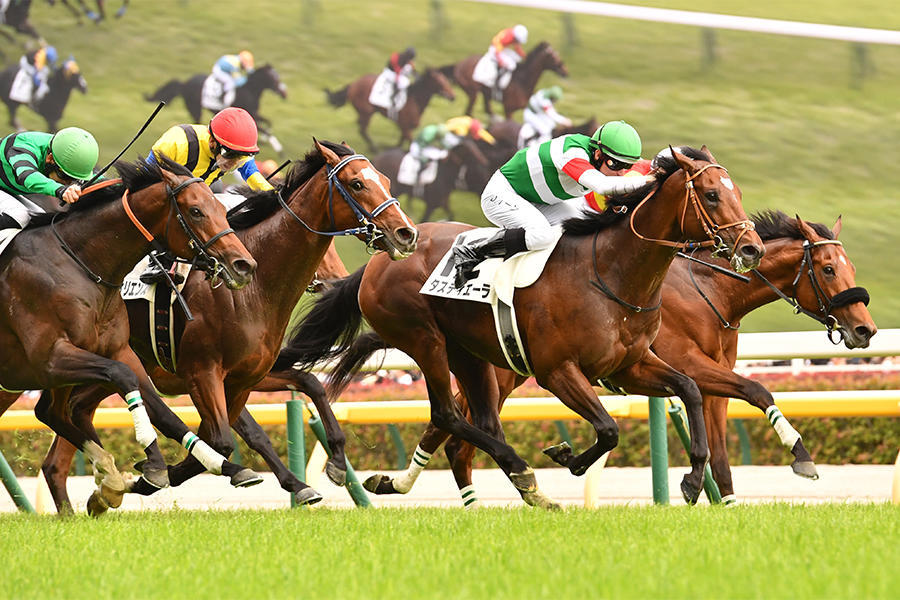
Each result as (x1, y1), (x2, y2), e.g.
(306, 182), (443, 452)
(148, 126), (192, 168)
(7, 152), (63, 198)
(543, 103), (571, 126)
(237, 158), (273, 192)
(560, 155), (653, 197)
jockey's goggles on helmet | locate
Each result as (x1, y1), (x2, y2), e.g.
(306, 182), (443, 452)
(218, 145), (257, 160)
(604, 156), (632, 172)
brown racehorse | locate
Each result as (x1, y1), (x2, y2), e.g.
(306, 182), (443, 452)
(372, 138), (488, 222)
(440, 41), (568, 120)
(357, 211), (876, 505)
(37, 141), (419, 512)
(0, 156), (259, 515)
(324, 68), (455, 151)
(274, 146), (765, 508)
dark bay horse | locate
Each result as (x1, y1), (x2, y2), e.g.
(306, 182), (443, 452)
(38, 141), (419, 513)
(372, 138), (488, 222)
(440, 41), (568, 120)
(274, 146), (765, 508)
(0, 156), (258, 515)
(0, 58), (87, 131)
(358, 211), (876, 505)
(325, 68), (455, 151)
(144, 64), (288, 152)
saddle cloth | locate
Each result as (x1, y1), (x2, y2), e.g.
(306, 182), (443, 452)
(9, 68), (33, 104)
(201, 75), (226, 111)
(472, 49), (518, 89)
(368, 70), (407, 112)
(0, 227), (22, 258)
(396, 153), (438, 187)
(120, 255), (191, 301)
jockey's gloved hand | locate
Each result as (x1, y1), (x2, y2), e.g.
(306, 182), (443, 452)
(57, 184), (83, 204)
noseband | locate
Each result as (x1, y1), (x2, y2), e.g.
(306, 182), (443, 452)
(275, 153), (400, 252)
(628, 163), (755, 258)
(752, 239), (870, 344)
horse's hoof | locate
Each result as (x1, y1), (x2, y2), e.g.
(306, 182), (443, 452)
(791, 460), (819, 480)
(293, 487), (323, 507)
(325, 460), (347, 486)
(680, 478), (701, 505)
(509, 468), (537, 494)
(542, 442), (573, 467)
(99, 480), (125, 509)
(57, 501), (75, 518)
(141, 466), (170, 490)
(521, 489), (562, 510)
(86, 490), (110, 518)
(362, 474), (397, 495)
(230, 468), (264, 488)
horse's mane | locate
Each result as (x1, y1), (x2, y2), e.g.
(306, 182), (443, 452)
(26, 155), (192, 228)
(524, 41), (551, 64)
(562, 146), (713, 236)
(751, 209), (834, 241)
(226, 140), (355, 230)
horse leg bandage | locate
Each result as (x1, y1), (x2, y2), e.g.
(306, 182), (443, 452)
(392, 444), (432, 493)
(181, 432), (225, 474)
(460, 485), (480, 509)
(766, 405), (801, 448)
(125, 390), (157, 449)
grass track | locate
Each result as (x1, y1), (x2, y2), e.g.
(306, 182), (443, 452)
(1, 504), (897, 599)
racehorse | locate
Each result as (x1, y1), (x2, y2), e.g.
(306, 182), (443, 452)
(273, 146), (765, 508)
(440, 41), (568, 120)
(372, 138), (488, 222)
(0, 155), (258, 515)
(54, 0), (130, 23)
(144, 64), (288, 153)
(0, 0), (39, 42)
(0, 57), (87, 131)
(356, 211), (876, 505)
(324, 68), (455, 151)
(36, 141), (419, 513)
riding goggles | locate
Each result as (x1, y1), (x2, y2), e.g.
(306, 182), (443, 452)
(218, 145), (258, 160)
(605, 157), (632, 172)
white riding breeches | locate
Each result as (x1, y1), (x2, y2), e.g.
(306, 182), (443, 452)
(0, 189), (37, 227)
(480, 170), (585, 250)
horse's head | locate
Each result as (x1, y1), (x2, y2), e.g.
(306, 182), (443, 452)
(660, 146), (764, 272)
(423, 68), (455, 101)
(313, 139), (418, 259)
(252, 63), (287, 99)
(531, 41), (568, 78)
(148, 159), (256, 289)
(792, 215), (876, 348)
(62, 58), (87, 94)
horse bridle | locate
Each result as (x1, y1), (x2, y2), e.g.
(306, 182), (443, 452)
(52, 176), (236, 288)
(751, 239), (870, 344)
(275, 153), (400, 253)
(628, 163), (755, 259)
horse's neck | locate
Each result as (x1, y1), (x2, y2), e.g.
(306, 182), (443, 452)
(407, 78), (434, 109)
(39, 76), (69, 113)
(236, 77), (262, 112)
(713, 237), (805, 318)
(513, 54), (545, 94)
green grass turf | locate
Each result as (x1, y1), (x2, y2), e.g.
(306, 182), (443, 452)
(0, 503), (896, 599)
(14, 0), (900, 330)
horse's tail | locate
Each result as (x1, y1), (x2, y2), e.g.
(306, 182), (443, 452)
(272, 267), (366, 387)
(323, 85), (348, 108)
(326, 332), (389, 400)
(144, 79), (183, 103)
(438, 64), (457, 84)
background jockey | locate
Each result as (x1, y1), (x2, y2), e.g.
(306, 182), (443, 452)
(385, 46), (416, 115)
(445, 115), (496, 145)
(13, 45), (58, 105)
(0, 127), (99, 229)
(485, 24), (528, 95)
(407, 123), (459, 182)
(521, 86), (572, 147)
(210, 50), (255, 108)
(141, 107), (271, 284)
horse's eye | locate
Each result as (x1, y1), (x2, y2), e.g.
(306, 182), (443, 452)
(189, 207), (203, 218)
(351, 180), (364, 191)
(823, 265), (835, 276)
(704, 190), (719, 204)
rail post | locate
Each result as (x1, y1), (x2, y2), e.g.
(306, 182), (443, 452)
(286, 397), (306, 508)
(667, 402), (722, 504)
(386, 424), (407, 470)
(648, 396), (669, 505)
(307, 413), (371, 508)
(0, 448), (34, 513)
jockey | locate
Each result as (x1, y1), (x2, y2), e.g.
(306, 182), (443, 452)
(521, 86), (572, 147)
(451, 120), (655, 287)
(406, 123), (459, 185)
(486, 24), (528, 94)
(0, 127), (99, 230)
(140, 107), (271, 284)
(211, 50), (255, 108)
(16, 45), (57, 104)
(384, 46), (416, 115)
(445, 116), (496, 145)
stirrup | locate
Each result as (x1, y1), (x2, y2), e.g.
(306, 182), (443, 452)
(139, 265), (184, 286)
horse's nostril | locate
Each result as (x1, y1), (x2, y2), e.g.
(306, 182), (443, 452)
(396, 227), (418, 246)
(740, 245), (761, 260)
(855, 325), (873, 340)
(233, 259), (256, 276)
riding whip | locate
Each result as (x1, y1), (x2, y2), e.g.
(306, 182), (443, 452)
(266, 160), (291, 182)
(85, 101), (166, 187)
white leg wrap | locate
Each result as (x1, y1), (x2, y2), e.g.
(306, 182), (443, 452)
(125, 391), (157, 449)
(722, 494), (738, 506)
(460, 485), (480, 509)
(181, 432), (225, 475)
(392, 444), (432, 494)
(766, 406), (801, 448)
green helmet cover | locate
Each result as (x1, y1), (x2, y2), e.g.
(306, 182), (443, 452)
(544, 86), (563, 101)
(50, 127), (99, 180)
(590, 120), (641, 164)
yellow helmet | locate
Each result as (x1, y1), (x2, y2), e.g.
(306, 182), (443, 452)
(238, 50), (254, 70)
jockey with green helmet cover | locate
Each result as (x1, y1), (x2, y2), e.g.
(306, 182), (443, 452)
(0, 127), (99, 230)
(521, 85), (572, 147)
(452, 120), (655, 287)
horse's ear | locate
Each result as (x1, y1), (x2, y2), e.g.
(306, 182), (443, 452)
(700, 144), (718, 163)
(795, 214), (819, 242)
(669, 145), (696, 175)
(314, 137), (340, 166)
(832, 215), (843, 239)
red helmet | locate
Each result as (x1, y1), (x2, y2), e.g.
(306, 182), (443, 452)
(209, 107), (260, 153)
(469, 119), (482, 138)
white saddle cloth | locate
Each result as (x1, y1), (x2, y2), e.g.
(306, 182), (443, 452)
(396, 153), (438, 187)
(201, 75), (226, 111)
(368, 70), (407, 112)
(120, 255), (192, 301)
(9, 68), (33, 104)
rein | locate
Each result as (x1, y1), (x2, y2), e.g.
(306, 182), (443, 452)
(751, 239), (870, 344)
(275, 153), (399, 252)
(589, 231), (661, 313)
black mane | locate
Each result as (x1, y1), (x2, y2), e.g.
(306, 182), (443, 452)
(563, 146), (712, 237)
(752, 209), (834, 241)
(226, 140), (355, 230)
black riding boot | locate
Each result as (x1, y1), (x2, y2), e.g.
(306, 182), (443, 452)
(453, 227), (527, 289)
(139, 253), (184, 285)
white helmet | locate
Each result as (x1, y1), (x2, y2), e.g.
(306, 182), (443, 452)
(513, 24), (528, 44)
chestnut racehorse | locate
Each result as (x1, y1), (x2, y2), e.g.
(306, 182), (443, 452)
(324, 68), (455, 151)
(36, 141), (418, 513)
(440, 41), (568, 120)
(274, 146), (765, 507)
(358, 211), (876, 506)
(0, 156), (259, 515)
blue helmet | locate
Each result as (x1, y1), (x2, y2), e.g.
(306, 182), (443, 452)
(45, 46), (58, 65)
